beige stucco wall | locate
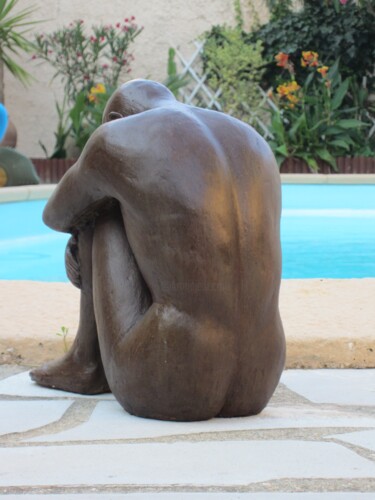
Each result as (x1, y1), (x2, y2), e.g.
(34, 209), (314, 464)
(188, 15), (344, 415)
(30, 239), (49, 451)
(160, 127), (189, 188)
(4, 0), (268, 158)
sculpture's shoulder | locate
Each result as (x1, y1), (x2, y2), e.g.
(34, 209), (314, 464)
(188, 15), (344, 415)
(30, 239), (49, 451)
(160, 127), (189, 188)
(94, 105), (222, 158)
(88, 104), (276, 178)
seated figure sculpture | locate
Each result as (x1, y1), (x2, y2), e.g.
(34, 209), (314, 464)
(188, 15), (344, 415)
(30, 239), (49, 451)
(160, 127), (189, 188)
(30, 79), (285, 421)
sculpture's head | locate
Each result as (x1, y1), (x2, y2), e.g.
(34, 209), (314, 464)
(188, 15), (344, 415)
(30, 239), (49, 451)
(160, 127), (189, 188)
(103, 79), (176, 123)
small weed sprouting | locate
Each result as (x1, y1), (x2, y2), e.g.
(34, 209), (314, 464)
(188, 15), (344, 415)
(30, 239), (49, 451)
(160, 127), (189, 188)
(56, 326), (69, 353)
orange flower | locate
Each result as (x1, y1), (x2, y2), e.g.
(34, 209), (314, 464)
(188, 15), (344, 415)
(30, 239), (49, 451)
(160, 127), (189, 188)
(276, 80), (301, 109)
(88, 83), (106, 103)
(287, 93), (299, 104)
(276, 80), (301, 108)
(276, 84), (288, 97)
(288, 81), (300, 92)
(317, 66), (329, 78)
(277, 80), (301, 97)
(301, 51), (319, 68)
(275, 52), (289, 68)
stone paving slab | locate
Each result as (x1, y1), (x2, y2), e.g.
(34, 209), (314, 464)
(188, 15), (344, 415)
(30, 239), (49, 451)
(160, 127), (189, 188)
(329, 430), (375, 453)
(27, 401), (375, 443)
(2, 441), (375, 487)
(0, 368), (374, 496)
(0, 400), (72, 436)
(282, 369), (375, 405)
(0, 371), (113, 399)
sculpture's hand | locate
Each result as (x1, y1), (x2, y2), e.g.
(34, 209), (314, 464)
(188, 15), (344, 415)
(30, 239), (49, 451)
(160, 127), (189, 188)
(65, 234), (81, 289)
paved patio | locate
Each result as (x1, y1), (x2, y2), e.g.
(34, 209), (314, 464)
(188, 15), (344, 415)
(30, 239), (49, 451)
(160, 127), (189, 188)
(0, 365), (374, 497)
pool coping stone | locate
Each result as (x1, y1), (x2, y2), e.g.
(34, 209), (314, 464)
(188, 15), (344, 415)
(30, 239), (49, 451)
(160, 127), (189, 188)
(1, 174), (375, 203)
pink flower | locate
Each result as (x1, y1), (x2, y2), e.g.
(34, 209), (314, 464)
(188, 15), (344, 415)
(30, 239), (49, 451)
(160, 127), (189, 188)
(116, 22), (121, 28)
(340, 0), (348, 3)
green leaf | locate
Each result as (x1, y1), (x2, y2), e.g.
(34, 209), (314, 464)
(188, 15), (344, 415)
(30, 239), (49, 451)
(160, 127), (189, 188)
(310, 118), (327, 133)
(275, 155), (285, 168)
(336, 119), (366, 129)
(167, 47), (177, 77)
(271, 112), (285, 138)
(289, 113), (305, 141)
(296, 154), (319, 172)
(331, 79), (349, 110)
(315, 148), (337, 170)
(2, 53), (32, 84)
(276, 144), (288, 157)
(69, 92), (86, 131)
(325, 126), (345, 136)
(328, 139), (350, 151)
(304, 71), (314, 89)
(327, 59), (340, 81)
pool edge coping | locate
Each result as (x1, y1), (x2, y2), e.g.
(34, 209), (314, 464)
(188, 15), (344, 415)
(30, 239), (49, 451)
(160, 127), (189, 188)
(281, 174), (375, 184)
(0, 184), (56, 203)
(2, 174), (375, 203)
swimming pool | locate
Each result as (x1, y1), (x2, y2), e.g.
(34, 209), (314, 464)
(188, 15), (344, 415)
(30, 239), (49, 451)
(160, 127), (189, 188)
(1, 184), (375, 281)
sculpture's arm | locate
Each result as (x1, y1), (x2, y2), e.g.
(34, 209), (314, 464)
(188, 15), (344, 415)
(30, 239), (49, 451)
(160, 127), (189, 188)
(43, 128), (112, 233)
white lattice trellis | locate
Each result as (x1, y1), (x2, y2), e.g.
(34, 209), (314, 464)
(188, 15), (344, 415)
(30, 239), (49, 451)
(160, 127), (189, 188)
(173, 41), (276, 140)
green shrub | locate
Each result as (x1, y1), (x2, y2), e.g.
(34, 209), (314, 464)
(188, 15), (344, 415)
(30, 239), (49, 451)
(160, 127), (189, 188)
(201, 24), (265, 123)
(267, 52), (373, 170)
(252, 0), (375, 90)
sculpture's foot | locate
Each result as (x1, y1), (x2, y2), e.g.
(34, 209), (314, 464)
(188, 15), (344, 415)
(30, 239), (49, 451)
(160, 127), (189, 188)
(30, 353), (111, 395)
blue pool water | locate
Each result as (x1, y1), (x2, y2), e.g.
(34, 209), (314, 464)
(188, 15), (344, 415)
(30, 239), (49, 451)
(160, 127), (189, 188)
(1, 184), (375, 281)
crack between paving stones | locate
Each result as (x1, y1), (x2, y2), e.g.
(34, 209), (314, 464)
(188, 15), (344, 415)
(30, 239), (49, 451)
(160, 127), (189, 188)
(0, 399), (98, 444)
(1, 426), (375, 448)
(326, 437), (375, 463)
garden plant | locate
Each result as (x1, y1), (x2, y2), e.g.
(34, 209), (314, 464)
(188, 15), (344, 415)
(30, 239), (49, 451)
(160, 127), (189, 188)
(267, 51), (371, 170)
(0, 0), (39, 103)
(200, 0), (375, 171)
(200, 0), (265, 124)
(34, 17), (143, 157)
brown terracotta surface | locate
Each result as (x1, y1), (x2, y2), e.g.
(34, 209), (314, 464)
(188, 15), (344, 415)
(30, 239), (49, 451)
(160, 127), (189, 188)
(29, 80), (286, 420)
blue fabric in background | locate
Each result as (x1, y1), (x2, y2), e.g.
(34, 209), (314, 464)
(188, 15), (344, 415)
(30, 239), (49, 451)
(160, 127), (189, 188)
(0, 103), (8, 141)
